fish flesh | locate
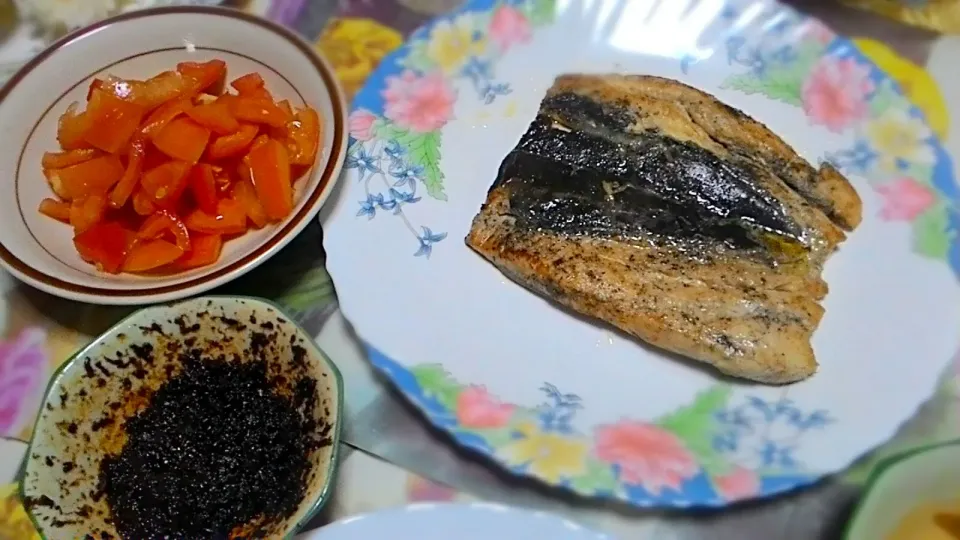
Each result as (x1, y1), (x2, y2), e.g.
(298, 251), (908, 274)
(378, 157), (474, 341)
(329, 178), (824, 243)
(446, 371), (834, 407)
(465, 74), (861, 384)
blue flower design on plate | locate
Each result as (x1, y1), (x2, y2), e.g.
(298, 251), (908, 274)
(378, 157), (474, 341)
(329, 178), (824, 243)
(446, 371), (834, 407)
(414, 227), (448, 258)
(713, 396), (831, 472)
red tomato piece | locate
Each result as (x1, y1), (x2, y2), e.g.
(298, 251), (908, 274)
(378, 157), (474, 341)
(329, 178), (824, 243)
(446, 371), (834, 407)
(132, 188), (156, 216)
(86, 79), (104, 102)
(46, 155), (124, 200)
(136, 71), (193, 109)
(121, 239), (184, 272)
(140, 160), (191, 208)
(136, 210), (191, 252)
(207, 124), (259, 160)
(228, 98), (288, 128)
(82, 89), (146, 154)
(152, 117), (211, 163)
(247, 138), (293, 221)
(109, 138), (146, 209)
(288, 106), (321, 166)
(177, 60), (227, 95)
(230, 175), (267, 228)
(185, 103), (239, 135)
(183, 198), (248, 235)
(189, 163), (219, 214)
(176, 234), (222, 269)
(38, 198), (71, 222)
(41, 148), (99, 170)
(73, 221), (135, 273)
(57, 102), (92, 151)
(69, 195), (107, 234)
(230, 72), (265, 95)
(140, 98), (191, 139)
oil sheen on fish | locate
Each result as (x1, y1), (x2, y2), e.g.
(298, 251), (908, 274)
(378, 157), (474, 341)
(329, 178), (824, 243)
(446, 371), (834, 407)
(466, 74), (861, 384)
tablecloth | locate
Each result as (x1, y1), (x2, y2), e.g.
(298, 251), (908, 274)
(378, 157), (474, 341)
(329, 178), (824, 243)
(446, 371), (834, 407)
(1, 0), (959, 539)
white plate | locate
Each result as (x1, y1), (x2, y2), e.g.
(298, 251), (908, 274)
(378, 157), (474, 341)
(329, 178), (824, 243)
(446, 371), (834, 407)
(299, 503), (611, 540)
(0, 6), (347, 305)
(324, 0), (960, 507)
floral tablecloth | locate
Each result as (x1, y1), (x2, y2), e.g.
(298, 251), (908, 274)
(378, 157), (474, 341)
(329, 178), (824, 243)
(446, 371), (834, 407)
(2, 0), (960, 539)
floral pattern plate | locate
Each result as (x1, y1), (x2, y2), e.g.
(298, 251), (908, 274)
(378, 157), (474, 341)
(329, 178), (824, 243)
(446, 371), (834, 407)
(324, 0), (960, 507)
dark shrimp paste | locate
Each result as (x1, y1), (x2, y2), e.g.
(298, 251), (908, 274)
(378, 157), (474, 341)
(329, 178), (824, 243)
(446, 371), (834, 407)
(99, 350), (320, 539)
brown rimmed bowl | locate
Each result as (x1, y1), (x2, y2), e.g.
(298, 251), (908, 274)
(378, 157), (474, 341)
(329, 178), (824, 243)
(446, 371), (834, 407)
(19, 295), (344, 539)
(0, 6), (347, 305)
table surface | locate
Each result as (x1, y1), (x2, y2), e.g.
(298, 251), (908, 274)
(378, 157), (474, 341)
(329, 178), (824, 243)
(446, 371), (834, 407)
(2, 1), (960, 539)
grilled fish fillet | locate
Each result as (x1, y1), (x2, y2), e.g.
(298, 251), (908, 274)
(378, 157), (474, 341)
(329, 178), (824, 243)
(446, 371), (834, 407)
(466, 74), (861, 384)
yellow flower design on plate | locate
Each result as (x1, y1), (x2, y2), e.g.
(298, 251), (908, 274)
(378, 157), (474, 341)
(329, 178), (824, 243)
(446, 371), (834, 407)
(426, 15), (487, 74)
(497, 422), (587, 484)
(866, 107), (936, 172)
(315, 18), (405, 100)
(0, 484), (39, 540)
(853, 37), (949, 140)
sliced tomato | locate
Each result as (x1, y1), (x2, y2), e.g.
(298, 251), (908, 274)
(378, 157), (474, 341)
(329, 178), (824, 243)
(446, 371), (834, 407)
(152, 117), (211, 163)
(38, 198), (71, 222)
(183, 198), (247, 235)
(140, 160), (191, 208)
(45, 155), (125, 200)
(188, 164), (219, 214)
(288, 106), (321, 166)
(132, 188), (156, 216)
(230, 72), (265, 95)
(230, 176), (267, 228)
(69, 195), (107, 234)
(207, 124), (259, 160)
(122, 239), (184, 272)
(185, 103), (239, 135)
(136, 210), (191, 252)
(57, 102), (92, 151)
(73, 221), (135, 274)
(175, 234), (222, 269)
(177, 60), (227, 96)
(41, 148), (99, 170)
(228, 98), (288, 128)
(247, 138), (292, 221)
(109, 138), (146, 209)
(140, 98), (191, 139)
(82, 89), (146, 153)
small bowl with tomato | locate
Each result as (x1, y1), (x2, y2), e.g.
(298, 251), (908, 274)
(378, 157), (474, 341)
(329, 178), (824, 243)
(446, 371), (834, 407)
(0, 6), (347, 305)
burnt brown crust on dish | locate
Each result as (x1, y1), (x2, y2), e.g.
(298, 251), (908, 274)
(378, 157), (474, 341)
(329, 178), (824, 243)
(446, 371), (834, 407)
(0, 6), (346, 298)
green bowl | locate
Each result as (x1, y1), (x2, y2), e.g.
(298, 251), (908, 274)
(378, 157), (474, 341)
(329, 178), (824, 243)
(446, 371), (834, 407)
(19, 296), (343, 539)
(845, 440), (960, 540)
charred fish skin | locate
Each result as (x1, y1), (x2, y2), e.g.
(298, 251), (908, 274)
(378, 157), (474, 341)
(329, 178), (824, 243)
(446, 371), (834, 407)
(497, 91), (807, 256)
(467, 74), (862, 384)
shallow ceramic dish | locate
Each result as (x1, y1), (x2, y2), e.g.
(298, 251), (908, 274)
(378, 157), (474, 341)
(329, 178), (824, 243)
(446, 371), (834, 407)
(0, 6), (347, 305)
(845, 440), (960, 540)
(19, 296), (343, 539)
(299, 503), (612, 540)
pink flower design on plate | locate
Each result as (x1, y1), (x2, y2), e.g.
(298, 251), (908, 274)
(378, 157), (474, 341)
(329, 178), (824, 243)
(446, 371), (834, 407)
(804, 19), (835, 45)
(0, 328), (48, 437)
(594, 421), (699, 495)
(489, 5), (532, 52)
(455, 385), (515, 428)
(876, 178), (935, 221)
(382, 70), (456, 133)
(349, 109), (377, 141)
(801, 56), (873, 133)
(714, 466), (760, 502)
